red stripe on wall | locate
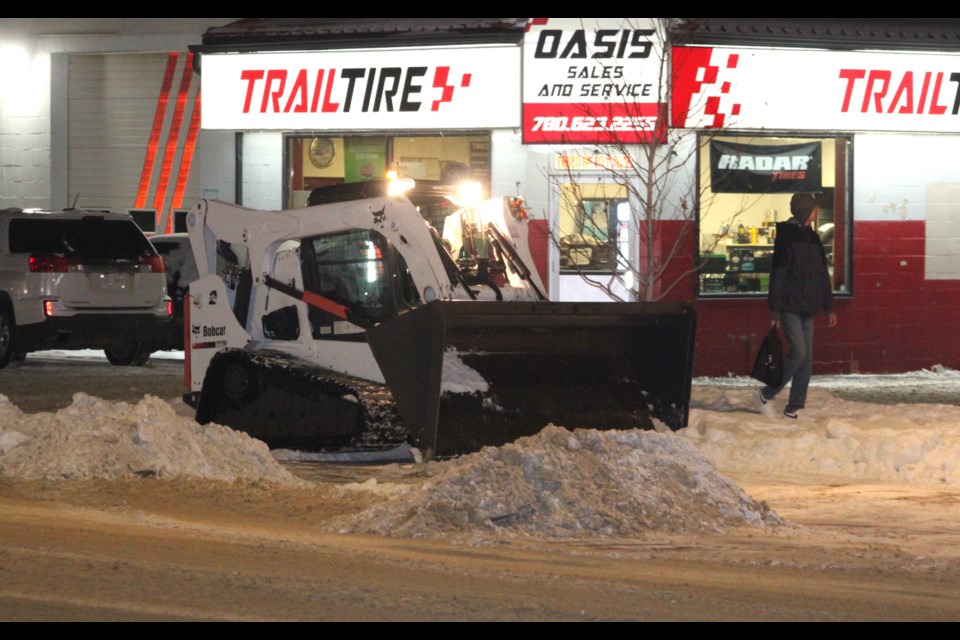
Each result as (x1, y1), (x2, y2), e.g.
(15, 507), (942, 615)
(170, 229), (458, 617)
(169, 81), (202, 232)
(153, 53), (195, 218)
(136, 53), (179, 211)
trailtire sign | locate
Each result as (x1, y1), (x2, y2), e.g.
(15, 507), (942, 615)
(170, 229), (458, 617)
(200, 47), (520, 131)
(672, 45), (960, 133)
(523, 18), (666, 145)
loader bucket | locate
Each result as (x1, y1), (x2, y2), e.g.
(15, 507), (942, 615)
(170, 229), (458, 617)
(366, 300), (697, 459)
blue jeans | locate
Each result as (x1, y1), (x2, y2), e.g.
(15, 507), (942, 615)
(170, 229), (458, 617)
(761, 313), (814, 412)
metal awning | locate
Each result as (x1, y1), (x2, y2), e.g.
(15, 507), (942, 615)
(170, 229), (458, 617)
(195, 18), (960, 54)
(192, 18), (529, 54)
(670, 18), (960, 52)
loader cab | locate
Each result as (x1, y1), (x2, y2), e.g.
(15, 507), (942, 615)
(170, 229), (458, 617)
(299, 228), (420, 339)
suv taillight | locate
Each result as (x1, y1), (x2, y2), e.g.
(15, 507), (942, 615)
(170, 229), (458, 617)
(139, 255), (166, 273)
(29, 255), (80, 273)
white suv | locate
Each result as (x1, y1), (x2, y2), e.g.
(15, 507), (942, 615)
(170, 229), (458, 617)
(0, 207), (172, 368)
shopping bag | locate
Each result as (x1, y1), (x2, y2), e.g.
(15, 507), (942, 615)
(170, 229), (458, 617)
(750, 328), (784, 388)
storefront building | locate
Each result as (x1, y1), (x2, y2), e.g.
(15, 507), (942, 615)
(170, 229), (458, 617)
(5, 18), (959, 377)
(671, 18), (960, 376)
(193, 18), (960, 377)
(190, 18), (559, 288)
(193, 18), (672, 303)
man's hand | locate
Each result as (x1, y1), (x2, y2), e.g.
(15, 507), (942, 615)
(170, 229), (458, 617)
(828, 312), (838, 328)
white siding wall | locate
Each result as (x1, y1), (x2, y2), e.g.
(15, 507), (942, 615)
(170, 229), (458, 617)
(0, 42), (51, 209)
(491, 128), (551, 220)
(241, 132), (284, 211)
(0, 18), (240, 211)
(854, 133), (960, 280)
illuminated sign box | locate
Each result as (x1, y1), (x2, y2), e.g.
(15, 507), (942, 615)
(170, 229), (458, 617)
(201, 47), (521, 131)
(672, 46), (960, 133)
(523, 18), (667, 145)
(554, 154), (636, 171)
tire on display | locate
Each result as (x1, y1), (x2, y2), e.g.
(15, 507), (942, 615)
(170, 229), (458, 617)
(0, 303), (15, 370)
(104, 342), (151, 367)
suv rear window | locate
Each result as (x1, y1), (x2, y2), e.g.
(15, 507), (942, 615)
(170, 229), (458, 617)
(9, 218), (155, 260)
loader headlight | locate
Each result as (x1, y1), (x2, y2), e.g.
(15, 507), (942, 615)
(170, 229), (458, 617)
(423, 286), (437, 303)
(453, 181), (483, 208)
(387, 178), (416, 197)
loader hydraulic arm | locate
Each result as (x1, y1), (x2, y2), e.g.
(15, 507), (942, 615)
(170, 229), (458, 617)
(263, 275), (375, 330)
(429, 227), (477, 300)
(484, 223), (547, 301)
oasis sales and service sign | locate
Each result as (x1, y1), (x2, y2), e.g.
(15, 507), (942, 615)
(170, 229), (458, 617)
(200, 47), (520, 131)
(523, 18), (666, 145)
(672, 46), (960, 133)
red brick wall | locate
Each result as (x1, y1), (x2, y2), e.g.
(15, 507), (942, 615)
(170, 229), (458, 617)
(692, 220), (960, 377)
(528, 218), (960, 377)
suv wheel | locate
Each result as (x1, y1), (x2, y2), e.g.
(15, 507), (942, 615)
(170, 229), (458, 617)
(0, 304), (15, 369)
(104, 342), (151, 367)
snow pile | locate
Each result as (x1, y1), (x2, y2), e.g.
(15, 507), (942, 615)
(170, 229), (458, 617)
(440, 349), (489, 394)
(0, 393), (303, 485)
(332, 425), (785, 540)
(680, 388), (960, 486)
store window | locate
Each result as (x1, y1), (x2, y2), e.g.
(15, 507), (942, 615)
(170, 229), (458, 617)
(285, 133), (492, 211)
(697, 134), (851, 297)
(558, 183), (630, 274)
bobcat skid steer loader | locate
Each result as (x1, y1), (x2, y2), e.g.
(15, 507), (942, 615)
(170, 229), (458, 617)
(184, 179), (696, 459)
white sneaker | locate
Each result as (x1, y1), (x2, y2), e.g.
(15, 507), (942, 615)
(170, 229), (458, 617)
(755, 389), (776, 417)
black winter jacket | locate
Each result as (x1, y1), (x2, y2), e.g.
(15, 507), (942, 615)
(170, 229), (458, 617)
(767, 218), (833, 320)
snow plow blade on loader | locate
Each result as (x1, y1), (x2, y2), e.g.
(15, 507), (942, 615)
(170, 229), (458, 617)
(366, 300), (697, 459)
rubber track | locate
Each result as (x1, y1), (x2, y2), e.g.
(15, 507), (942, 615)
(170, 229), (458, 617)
(234, 350), (409, 452)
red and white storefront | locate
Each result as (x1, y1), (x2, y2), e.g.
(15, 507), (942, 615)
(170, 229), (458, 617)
(19, 18), (957, 376)
(191, 18), (960, 378)
(671, 43), (960, 376)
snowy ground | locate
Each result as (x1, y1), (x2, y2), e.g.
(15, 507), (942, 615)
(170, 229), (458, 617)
(3, 351), (960, 620)
(696, 365), (960, 406)
(685, 382), (960, 486)
(2, 350), (960, 540)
